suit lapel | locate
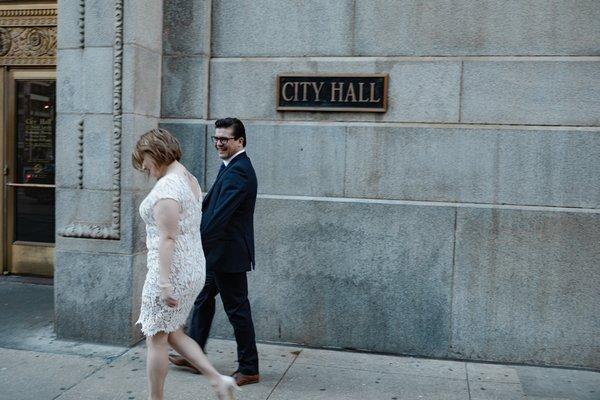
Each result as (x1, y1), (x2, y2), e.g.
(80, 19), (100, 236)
(202, 152), (248, 209)
(202, 180), (219, 209)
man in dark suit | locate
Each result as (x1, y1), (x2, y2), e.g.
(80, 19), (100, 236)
(169, 118), (259, 386)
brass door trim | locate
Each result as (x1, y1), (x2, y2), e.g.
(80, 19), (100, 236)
(9, 242), (53, 277)
(0, 1), (57, 275)
(13, 240), (53, 247)
(0, 67), (4, 274)
(6, 182), (55, 188)
(5, 68), (56, 276)
(5, 66), (55, 80)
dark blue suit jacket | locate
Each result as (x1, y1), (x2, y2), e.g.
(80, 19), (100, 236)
(201, 152), (257, 273)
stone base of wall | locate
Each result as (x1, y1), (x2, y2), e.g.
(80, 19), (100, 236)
(206, 197), (599, 370)
(54, 251), (146, 346)
(164, 121), (600, 369)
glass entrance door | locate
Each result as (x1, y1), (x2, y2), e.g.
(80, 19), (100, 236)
(3, 69), (56, 276)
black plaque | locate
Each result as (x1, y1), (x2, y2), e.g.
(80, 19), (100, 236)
(276, 74), (388, 112)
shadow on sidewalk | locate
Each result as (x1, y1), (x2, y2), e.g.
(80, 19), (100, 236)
(0, 278), (125, 358)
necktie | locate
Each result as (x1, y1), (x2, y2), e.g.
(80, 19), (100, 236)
(216, 163), (227, 180)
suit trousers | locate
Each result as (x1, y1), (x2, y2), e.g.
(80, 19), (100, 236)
(188, 269), (259, 375)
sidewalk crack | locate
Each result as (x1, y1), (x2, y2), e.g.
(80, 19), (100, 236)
(265, 350), (301, 400)
(465, 363), (472, 400)
(50, 361), (111, 400)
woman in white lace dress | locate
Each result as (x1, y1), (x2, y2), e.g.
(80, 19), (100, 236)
(133, 128), (238, 400)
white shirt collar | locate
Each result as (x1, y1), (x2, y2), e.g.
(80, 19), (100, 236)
(223, 149), (246, 166)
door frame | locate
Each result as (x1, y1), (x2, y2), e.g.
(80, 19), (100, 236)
(2, 68), (56, 276)
(0, 1), (57, 276)
(0, 67), (5, 274)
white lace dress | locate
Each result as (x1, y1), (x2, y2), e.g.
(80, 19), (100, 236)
(136, 172), (205, 336)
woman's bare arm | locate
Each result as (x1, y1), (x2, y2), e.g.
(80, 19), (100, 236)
(154, 198), (180, 307)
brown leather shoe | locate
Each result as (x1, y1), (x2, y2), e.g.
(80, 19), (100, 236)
(168, 354), (201, 374)
(232, 371), (260, 386)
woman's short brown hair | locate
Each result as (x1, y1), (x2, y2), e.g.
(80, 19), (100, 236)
(132, 128), (182, 171)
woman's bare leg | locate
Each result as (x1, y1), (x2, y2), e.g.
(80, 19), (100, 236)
(167, 328), (221, 385)
(147, 332), (169, 400)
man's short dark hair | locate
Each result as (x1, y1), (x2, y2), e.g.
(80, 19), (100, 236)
(215, 117), (246, 147)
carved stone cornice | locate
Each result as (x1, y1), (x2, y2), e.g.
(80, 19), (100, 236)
(0, 8), (56, 66)
(0, 9), (56, 17)
(0, 8), (57, 27)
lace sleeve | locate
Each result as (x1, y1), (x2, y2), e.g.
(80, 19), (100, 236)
(151, 175), (182, 209)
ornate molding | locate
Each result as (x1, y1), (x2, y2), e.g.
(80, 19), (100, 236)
(59, 0), (123, 240)
(78, 0), (85, 48)
(77, 119), (84, 189)
(0, 9), (57, 27)
(111, 0), (124, 238)
(0, 9), (57, 17)
(58, 223), (120, 240)
(0, 7), (56, 66)
(0, 26), (56, 56)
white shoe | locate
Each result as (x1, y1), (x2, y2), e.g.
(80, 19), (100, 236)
(213, 374), (240, 400)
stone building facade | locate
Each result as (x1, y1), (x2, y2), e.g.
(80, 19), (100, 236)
(46, 0), (600, 370)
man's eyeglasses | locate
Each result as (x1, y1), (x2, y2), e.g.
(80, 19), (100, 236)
(211, 136), (236, 145)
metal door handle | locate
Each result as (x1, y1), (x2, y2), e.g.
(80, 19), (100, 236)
(5, 182), (55, 188)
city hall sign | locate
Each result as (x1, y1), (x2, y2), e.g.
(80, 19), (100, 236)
(276, 74), (388, 112)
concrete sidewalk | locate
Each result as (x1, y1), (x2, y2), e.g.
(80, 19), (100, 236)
(1, 280), (598, 400)
(2, 339), (600, 400)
